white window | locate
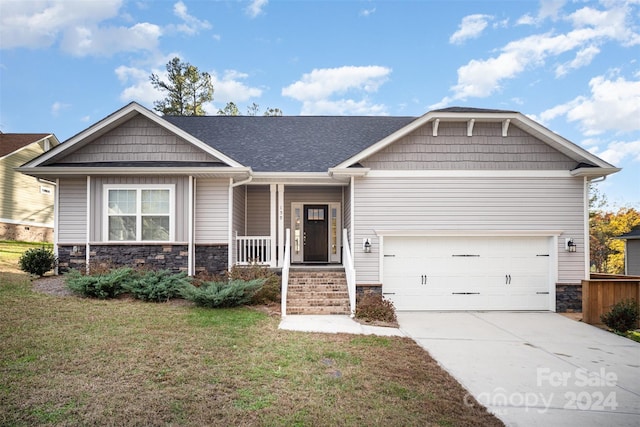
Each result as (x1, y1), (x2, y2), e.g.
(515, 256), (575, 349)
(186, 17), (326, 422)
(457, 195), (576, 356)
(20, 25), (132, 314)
(104, 185), (175, 242)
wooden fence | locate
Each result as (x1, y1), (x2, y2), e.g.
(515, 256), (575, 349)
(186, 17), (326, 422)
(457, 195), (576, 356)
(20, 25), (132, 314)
(581, 278), (640, 327)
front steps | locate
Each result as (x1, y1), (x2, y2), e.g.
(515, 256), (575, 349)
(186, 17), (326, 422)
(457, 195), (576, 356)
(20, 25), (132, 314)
(286, 267), (351, 315)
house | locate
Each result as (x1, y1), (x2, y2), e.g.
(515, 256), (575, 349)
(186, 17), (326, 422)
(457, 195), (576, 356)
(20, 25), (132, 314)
(1, 133), (60, 242)
(618, 227), (640, 276)
(18, 102), (620, 314)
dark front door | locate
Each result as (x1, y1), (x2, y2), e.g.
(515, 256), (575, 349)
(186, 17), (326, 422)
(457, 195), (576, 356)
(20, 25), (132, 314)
(304, 205), (328, 262)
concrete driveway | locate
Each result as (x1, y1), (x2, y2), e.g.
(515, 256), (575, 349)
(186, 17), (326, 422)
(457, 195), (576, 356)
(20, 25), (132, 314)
(397, 312), (640, 427)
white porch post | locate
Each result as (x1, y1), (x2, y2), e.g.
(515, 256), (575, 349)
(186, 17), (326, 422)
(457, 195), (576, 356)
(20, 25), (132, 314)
(228, 178), (234, 270)
(350, 175), (355, 260)
(270, 184), (277, 268)
(188, 176), (194, 276)
(277, 184), (285, 267)
(85, 176), (91, 274)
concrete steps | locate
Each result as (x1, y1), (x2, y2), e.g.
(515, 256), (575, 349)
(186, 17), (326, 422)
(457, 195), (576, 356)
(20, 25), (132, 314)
(286, 268), (350, 315)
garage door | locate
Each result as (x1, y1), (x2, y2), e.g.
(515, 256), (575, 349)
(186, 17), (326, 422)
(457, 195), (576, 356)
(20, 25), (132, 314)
(382, 236), (552, 311)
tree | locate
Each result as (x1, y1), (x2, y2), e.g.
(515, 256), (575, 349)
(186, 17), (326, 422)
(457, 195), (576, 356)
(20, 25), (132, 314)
(150, 57), (214, 116)
(217, 102), (240, 116)
(246, 102), (260, 116)
(263, 107), (283, 116)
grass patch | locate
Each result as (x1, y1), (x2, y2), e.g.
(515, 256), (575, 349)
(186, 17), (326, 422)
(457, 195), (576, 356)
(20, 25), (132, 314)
(0, 241), (53, 273)
(0, 272), (502, 426)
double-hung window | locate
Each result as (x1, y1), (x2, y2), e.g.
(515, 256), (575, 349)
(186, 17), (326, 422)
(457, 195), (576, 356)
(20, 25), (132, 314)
(104, 185), (174, 242)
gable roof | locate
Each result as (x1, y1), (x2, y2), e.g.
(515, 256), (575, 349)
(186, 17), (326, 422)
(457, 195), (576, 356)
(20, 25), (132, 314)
(0, 133), (57, 158)
(164, 115), (416, 172)
(618, 227), (640, 240)
(333, 107), (620, 177)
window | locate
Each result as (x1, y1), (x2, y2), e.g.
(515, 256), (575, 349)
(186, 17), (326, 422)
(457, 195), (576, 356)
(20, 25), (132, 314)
(105, 185), (174, 242)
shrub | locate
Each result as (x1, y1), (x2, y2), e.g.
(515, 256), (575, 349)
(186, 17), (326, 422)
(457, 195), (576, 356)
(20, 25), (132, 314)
(601, 299), (639, 333)
(18, 247), (57, 277)
(228, 265), (281, 305)
(66, 267), (136, 299)
(355, 293), (397, 323)
(123, 270), (191, 302)
(181, 279), (265, 308)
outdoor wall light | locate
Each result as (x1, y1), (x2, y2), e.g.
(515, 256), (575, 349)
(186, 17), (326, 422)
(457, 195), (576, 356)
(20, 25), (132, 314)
(363, 238), (372, 253)
(565, 238), (577, 253)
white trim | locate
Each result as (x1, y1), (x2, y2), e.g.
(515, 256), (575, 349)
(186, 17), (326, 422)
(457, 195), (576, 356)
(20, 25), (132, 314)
(583, 176), (590, 279)
(375, 229), (563, 237)
(277, 184), (285, 267)
(0, 134), (58, 162)
(86, 177), (91, 271)
(102, 184), (175, 243)
(467, 119), (475, 137)
(228, 178), (234, 269)
(0, 217), (54, 228)
(17, 166), (252, 179)
(21, 103), (243, 168)
(251, 172), (347, 185)
(550, 235), (558, 312)
(270, 184), (277, 267)
(188, 176), (194, 276)
(366, 170), (577, 178)
(54, 178), (59, 274)
(350, 176), (355, 261)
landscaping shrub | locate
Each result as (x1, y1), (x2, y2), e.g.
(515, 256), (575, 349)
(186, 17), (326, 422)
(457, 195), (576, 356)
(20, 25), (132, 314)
(228, 265), (281, 305)
(601, 299), (639, 333)
(66, 267), (136, 299)
(181, 279), (265, 308)
(18, 247), (57, 277)
(355, 293), (397, 323)
(123, 270), (191, 302)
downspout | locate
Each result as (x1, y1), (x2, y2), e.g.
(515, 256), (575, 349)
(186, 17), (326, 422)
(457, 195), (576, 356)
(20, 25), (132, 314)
(229, 174), (253, 270)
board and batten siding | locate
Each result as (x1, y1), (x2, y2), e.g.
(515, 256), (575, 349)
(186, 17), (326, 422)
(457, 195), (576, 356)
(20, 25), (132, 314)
(58, 178), (87, 243)
(1, 144), (54, 226)
(58, 115), (222, 164)
(361, 122), (577, 170)
(90, 176), (189, 242)
(194, 178), (229, 244)
(353, 176), (585, 284)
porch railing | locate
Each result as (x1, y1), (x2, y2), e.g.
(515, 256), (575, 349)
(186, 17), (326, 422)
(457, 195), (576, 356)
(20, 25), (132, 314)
(281, 229), (291, 317)
(236, 233), (272, 266)
(342, 229), (356, 317)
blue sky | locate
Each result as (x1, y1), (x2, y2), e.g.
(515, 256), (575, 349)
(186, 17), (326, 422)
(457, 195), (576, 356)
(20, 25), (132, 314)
(1, 0), (638, 209)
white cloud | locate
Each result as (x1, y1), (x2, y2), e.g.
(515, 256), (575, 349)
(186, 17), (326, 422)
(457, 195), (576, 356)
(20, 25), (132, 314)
(540, 75), (640, 136)
(517, 0), (566, 26)
(282, 66), (391, 115)
(61, 22), (162, 57)
(589, 139), (640, 164)
(435, 2), (640, 105)
(51, 101), (70, 116)
(211, 70), (262, 103)
(360, 7), (376, 17)
(172, 1), (211, 35)
(246, 0), (268, 18)
(449, 14), (493, 45)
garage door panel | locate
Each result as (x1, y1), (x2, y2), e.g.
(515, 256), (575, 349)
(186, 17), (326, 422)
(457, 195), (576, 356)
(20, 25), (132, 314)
(382, 236), (553, 311)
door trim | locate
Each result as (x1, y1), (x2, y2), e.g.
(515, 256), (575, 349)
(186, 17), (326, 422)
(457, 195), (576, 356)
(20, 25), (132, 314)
(291, 202), (341, 264)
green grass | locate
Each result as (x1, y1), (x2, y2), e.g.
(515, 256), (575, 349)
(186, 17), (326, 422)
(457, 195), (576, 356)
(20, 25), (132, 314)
(0, 240), (53, 273)
(0, 271), (502, 426)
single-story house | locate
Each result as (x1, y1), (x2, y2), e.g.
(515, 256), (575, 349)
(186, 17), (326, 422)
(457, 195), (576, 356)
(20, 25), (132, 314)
(618, 227), (640, 276)
(18, 102), (620, 314)
(1, 133), (59, 242)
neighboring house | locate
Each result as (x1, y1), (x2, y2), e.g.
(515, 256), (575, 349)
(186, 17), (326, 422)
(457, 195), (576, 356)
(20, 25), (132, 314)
(1, 133), (60, 242)
(618, 227), (640, 276)
(18, 102), (620, 313)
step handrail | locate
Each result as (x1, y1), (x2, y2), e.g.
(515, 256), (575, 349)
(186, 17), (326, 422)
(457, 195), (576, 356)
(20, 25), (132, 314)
(281, 228), (291, 317)
(342, 228), (356, 317)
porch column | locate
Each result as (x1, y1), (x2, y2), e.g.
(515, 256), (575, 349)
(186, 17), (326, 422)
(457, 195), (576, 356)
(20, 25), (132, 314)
(270, 184), (277, 268)
(85, 176), (91, 274)
(278, 184), (285, 267)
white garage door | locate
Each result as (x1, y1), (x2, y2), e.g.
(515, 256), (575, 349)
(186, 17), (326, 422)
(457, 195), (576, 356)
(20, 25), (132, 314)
(382, 236), (552, 311)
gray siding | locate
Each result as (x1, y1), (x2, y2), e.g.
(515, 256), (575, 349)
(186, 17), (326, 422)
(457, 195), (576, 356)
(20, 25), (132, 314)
(58, 178), (87, 243)
(58, 115), (222, 164)
(246, 185), (271, 236)
(344, 182), (352, 243)
(361, 122), (577, 170)
(627, 241), (640, 276)
(195, 178), (229, 244)
(353, 176), (585, 284)
(283, 186), (342, 229)
(91, 176), (189, 241)
(231, 185), (246, 263)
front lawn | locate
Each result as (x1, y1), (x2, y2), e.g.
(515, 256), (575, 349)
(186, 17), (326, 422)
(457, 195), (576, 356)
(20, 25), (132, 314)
(0, 272), (502, 426)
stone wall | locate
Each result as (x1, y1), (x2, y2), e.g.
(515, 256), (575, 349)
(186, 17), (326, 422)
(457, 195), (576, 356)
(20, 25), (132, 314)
(556, 283), (582, 313)
(195, 244), (229, 275)
(57, 245), (86, 273)
(0, 222), (53, 243)
(356, 284), (382, 298)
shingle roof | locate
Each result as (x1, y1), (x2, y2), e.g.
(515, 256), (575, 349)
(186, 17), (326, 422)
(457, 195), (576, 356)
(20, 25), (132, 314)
(0, 133), (51, 157)
(432, 106), (519, 114)
(619, 228), (640, 240)
(164, 116), (416, 172)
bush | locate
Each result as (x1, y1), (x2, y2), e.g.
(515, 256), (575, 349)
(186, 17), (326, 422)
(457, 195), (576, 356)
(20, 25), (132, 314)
(228, 265), (280, 305)
(355, 293), (397, 323)
(181, 279), (265, 308)
(123, 270), (191, 302)
(601, 299), (639, 333)
(18, 247), (57, 277)
(66, 267), (136, 299)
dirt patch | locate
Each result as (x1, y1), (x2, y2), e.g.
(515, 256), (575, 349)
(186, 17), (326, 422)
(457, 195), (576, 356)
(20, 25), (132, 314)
(32, 275), (73, 297)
